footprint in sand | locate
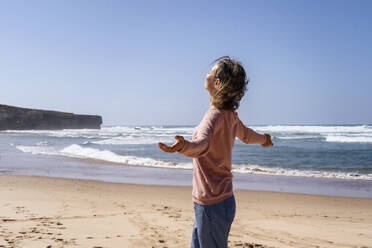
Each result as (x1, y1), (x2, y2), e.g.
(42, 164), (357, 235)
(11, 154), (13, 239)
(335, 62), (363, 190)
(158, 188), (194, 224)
(154, 205), (183, 220)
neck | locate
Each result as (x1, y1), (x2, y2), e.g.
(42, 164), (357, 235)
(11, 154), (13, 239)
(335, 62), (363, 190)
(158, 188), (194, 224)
(209, 96), (213, 106)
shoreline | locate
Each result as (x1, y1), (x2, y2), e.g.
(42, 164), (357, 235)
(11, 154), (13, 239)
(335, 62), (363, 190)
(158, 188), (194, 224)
(1, 174), (372, 247)
(2, 155), (372, 198)
(2, 172), (372, 199)
(11, 143), (372, 181)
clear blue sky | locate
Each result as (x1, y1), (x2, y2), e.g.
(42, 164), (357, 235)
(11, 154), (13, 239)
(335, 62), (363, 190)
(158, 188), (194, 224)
(1, 0), (371, 126)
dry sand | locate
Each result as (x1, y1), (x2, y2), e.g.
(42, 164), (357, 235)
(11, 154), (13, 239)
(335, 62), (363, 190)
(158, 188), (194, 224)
(0, 175), (371, 248)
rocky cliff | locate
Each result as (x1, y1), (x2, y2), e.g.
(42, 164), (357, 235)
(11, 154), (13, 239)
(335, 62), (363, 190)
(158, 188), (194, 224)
(0, 104), (102, 130)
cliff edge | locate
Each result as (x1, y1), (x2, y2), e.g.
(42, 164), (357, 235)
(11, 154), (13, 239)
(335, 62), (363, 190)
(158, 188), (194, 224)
(0, 104), (102, 130)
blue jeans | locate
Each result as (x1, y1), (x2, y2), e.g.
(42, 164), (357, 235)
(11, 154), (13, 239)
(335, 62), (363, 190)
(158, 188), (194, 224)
(191, 194), (236, 248)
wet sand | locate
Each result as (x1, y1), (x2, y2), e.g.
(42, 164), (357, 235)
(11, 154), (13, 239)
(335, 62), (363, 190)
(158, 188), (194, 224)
(0, 175), (371, 248)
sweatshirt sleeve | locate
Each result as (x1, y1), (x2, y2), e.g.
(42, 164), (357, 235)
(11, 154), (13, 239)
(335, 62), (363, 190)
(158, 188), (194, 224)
(177, 110), (220, 158)
(235, 113), (266, 145)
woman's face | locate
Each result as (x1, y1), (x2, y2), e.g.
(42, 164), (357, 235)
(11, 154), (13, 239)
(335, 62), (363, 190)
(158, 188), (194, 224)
(204, 64), (220, 94)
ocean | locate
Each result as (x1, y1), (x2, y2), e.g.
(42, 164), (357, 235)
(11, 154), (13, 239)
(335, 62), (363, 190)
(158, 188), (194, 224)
(1, 124), (372, 198)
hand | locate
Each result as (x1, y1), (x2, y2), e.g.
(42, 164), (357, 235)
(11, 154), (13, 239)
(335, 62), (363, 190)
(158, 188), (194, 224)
(158, 135), (185, 153)
(261, 133), (273, 147)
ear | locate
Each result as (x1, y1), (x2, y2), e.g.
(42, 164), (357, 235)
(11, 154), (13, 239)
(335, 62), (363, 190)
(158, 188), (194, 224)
(214, 78), (221, 88)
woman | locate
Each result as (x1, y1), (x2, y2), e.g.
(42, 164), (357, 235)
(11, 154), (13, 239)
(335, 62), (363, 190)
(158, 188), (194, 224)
(158, 56), (273, 248)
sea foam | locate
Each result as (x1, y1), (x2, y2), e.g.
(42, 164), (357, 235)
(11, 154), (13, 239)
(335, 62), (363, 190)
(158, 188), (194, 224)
(16, 144), (192, 169)
(325, 135), (372, 143)
(254, 125), (371, 134)
(15, 144), (372, 180)
(4, 125), (372, 144)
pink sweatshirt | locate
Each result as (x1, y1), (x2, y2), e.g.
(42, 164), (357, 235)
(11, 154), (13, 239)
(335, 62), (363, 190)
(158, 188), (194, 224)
(178, 105), (267, 205)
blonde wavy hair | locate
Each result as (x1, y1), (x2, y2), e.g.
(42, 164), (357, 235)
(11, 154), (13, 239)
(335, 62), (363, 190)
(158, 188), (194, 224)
(211, 56), (249, 111)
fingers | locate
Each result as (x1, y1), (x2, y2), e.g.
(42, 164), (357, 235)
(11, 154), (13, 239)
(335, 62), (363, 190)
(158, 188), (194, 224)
(262, 134), (274, 147)
(158, 142), (166, 151)
(267, 135), (274, 146)
(158, 142), (176, 153)
(174, 135), (185, 150)
(171, 137), (184, 150)
(158, 135), (185, 153)
(158, 142), (182, 153)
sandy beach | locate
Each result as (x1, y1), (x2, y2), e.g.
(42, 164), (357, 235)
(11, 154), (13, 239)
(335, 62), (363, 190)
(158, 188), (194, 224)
(0, 175), (371, 248)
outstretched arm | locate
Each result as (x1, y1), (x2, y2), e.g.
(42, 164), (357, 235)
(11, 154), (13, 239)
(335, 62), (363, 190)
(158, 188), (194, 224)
(236, 117), (273, 147)
(158, 123), (215, 158)
(158, 129), (213, 158)
(158, 110), (220, 157)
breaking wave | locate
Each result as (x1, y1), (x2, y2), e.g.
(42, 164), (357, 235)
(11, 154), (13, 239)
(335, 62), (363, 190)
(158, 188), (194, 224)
(15, 144), (372, 180)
